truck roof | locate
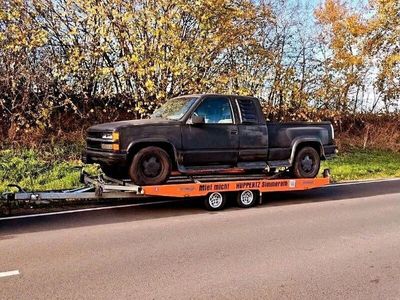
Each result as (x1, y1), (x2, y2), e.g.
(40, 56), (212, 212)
(175, 94), (259, 100)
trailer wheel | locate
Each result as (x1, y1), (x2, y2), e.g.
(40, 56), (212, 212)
(204, 192), (226, 211)
(236, 190), (258, 208)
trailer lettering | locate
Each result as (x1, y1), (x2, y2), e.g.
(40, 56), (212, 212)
(199, 184), (213, 191)
(261, 181), (288, 188)
(213, 183), (229, 191)
(235, 181), (261, 189)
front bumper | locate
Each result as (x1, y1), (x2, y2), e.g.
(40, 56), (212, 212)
(82, 149), (127, 166)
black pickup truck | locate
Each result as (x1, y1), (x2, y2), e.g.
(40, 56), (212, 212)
(83, 94), (336, 185)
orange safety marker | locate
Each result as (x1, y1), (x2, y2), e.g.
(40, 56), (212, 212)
(142, 177), (330, 198)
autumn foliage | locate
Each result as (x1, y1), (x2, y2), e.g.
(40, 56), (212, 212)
(0, 0), (399, 145)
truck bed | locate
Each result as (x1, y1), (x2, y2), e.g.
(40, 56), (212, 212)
(267, 122), (334, 162)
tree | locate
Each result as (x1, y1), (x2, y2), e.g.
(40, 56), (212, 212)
(365, 0), (400, 112)
(314, 0), (369, 112)
(0, 0), (52, 138)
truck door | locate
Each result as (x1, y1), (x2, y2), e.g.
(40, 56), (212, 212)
(236, 98), (268, 162)
(182, 96), (239, 166)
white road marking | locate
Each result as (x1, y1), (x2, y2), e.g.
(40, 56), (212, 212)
(0, 270), (20, 278)
(0, 199), (179, 221)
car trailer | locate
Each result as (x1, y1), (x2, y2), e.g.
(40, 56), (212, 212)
(0, 169), (331, 216)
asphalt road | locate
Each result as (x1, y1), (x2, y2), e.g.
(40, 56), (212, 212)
(1, 179), (400, 299)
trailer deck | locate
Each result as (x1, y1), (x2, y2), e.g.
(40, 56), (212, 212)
(0, 169), (331, 216)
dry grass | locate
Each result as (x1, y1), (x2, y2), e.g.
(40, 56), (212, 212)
(336, 120), (400, 152)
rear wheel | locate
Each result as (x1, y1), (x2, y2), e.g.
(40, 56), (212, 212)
(204, 192), (226, 211)
(236, 190), (258, 208)
(129, 146), (172, 185)
(292, 146), (320, 178)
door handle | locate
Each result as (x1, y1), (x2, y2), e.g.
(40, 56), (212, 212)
(230, 129), (238, 135)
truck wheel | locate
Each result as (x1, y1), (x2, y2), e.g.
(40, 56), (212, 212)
(236, 190), (258, 208)
(129, 146), (171, 185)
(204, 192), (226, 211)
(292, 146), (320, 178)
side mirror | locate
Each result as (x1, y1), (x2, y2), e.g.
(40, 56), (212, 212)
(191, 115), (205, 125)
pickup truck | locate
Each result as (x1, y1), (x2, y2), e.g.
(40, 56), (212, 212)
(83, 94), (336, 185)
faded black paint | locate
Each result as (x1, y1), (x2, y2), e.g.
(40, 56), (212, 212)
(84, 94), (336, 174)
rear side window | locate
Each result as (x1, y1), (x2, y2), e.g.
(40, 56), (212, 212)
(237, 99), (259, 124)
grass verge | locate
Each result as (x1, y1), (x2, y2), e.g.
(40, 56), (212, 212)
(0, 147), (399, 193)
(0, 145), (99, 193)
(322, 149), (400, 182)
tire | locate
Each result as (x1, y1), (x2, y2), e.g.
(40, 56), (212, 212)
(292, 146), (320, 178)
(129, 146), (172, 185)
(204, 192), (227, 211)
(236, 190), (258, 208)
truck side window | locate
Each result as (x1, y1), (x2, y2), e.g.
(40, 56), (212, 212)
(237, 99), (258, 124)
(194, 97), (233, 124)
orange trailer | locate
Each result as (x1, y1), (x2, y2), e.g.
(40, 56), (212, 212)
(142, 175), (330, 210)
(1, 170), (331, 215)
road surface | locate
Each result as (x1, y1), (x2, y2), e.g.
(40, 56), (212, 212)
(1, 179), (400, 299)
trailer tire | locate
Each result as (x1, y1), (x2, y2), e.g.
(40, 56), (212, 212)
(292, 146), (320, 178)
(129, 146), (171, 185)
(236, 190), (258, 208)
(204, 192), (226, 211)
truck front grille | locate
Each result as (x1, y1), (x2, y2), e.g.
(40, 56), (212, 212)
(86, 131), (112, 150)
(87, 131), (107, 139)
(87, 140), (102, 149)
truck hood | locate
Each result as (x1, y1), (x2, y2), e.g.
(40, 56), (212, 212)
(87, 118), (180, 132)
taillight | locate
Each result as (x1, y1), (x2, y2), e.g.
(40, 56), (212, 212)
(330, 124), (335, 140)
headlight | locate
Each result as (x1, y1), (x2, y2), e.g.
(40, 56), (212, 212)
(102, 133), (113, 139)
(101, 131), (119, 151)
(102, 132), (119, 141)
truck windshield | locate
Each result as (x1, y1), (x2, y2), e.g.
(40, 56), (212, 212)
(151, 97), (198, 120)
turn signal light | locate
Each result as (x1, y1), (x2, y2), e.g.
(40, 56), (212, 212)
(112, 143), (120, 151)
(112, 131), (119, 141)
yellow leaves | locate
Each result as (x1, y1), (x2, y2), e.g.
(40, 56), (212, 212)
(346, 15), (367, 37)
(3, 0), (396, 126)
(387, 54), (400, 66)
(30, 29), (48, 48)
(315, 0), (346, 25)
(316, 0), (369, 70)
(136, 67), (146, 77)
(129, 54), (139, 63)
(315, 0), (400, 110)
(98, 67), (113, 76)
(236, 86), (251, 95)
(98, 25), (107, 37)
(70, 27), (78, 36)
(145, 79), (155, 91)
(121, 12), (132, 24)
